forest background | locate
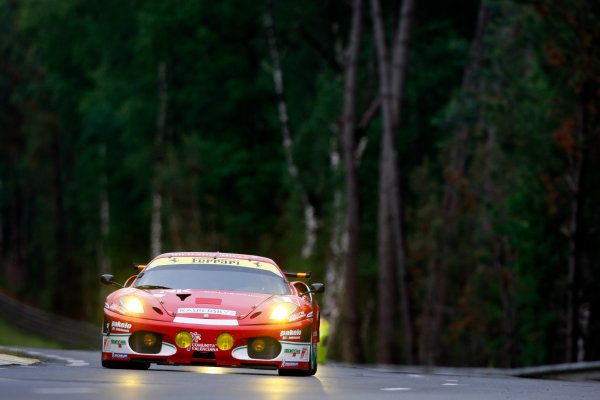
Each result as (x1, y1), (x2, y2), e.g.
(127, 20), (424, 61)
(1, 0), (599, 368)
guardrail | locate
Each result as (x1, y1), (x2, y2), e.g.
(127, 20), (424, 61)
(354, 361), (600, 381)
(0, 291), (100, 349)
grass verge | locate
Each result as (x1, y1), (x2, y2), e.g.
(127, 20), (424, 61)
(0, 317), (63, 349)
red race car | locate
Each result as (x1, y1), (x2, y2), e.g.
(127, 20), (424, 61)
(100, 252), (324, 376)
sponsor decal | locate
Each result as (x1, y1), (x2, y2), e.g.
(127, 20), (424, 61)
(173, 316), (239, 326)
(281, 361), (299, 367)
(190, 258), (241, 266)
(282, 345), (310, 361)
(280, 329), (301, 337)
(111, 321), (132, 333)
(190, 343), (219, 352)
(191, 332), (202, 342)
(185, 331), (219, 352)
(112, 353), (129, 359)
(177, 308), (236, 316)
(147, 255), (282, 275)
(301, 348), (308, 358)
(284, 349), (303, 357)
(287, 311), (306, 322)
(280, 329), (302, 340)
(103, 334), (130, 352)
(110, 338), (127, 348)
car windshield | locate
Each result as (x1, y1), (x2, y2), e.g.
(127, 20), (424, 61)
(134, 264), (290, 295)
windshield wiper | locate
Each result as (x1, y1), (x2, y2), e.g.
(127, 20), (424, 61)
(135, 284), (172, 290)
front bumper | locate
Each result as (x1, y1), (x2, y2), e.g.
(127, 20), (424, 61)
(102, 309), (314, 370)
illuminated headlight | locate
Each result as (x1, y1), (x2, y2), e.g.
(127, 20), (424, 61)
(269, 303), (298, 321)
(120, 295), (144, 313)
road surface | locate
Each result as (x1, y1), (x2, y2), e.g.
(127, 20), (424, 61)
(0, 348), (598, 400)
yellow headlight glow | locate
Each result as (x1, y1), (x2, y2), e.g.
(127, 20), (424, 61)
(217, 333), (234, 351)
(143, 332), (157, 347)
(175, 331), (192, 349)
(269, 303), (297, 320)
(252, 338), (265, 352)
(120, 295), (144, 313)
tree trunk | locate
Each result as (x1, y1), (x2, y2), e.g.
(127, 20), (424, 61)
(264, 0), (317, 259)
(340, 0), (364, 364)
(5, 175), (27, 292)
(150, 61), (167, 258)
(97, 143), (111, 276)
(50, 124), (82, 317)
(370, 0), (398, 364)
(566, 81), (591, 363)
(371, 0), (417, 364)
(420, 3), (489, 365)
(389, 0), (417, 364)
(323, 138), (344, 360)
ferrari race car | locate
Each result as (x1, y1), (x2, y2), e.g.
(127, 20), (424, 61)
(100, 252), (324, 376)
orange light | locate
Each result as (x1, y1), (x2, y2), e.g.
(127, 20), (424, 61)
(143, 333), (157, 346)
(252, 339), (266, 352)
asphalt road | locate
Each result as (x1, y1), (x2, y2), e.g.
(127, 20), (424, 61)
(0, 348), (598, 400)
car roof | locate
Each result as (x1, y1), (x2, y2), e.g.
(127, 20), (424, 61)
(146, 252), (283, 276)
(150, 252), (277, 265)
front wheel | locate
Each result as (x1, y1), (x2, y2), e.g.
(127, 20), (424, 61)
(308, 342), (318, 375)
(278, 342), (317, 376)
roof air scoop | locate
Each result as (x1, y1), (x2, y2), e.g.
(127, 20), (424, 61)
(176, 293), (192, 301)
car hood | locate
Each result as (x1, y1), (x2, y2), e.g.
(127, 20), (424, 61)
(147, 289), (276, 319)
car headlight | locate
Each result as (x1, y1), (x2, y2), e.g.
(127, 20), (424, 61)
(175, 331), (192, 349)
(120, 295), (144, 314)
(269, 303), (298, 321)
(217, 333), (234, 351)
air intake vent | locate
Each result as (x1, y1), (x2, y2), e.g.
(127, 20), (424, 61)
(129, 331), (162, 354)
(248, 337), (281, 360)
(192, 351), (216, 360)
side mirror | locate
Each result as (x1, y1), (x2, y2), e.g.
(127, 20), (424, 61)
(309, 283), (325, 294)
(300, 283), (325, 296)
(100, 274), (122, 287)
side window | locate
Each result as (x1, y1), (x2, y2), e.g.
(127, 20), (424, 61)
(124, 275), (137, 287)
(292, 281), (311, 302)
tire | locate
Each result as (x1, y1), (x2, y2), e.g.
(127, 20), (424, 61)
(101, 359), (150, 370)
(278, 342), (317, 377)
(308, 342), (318, 375)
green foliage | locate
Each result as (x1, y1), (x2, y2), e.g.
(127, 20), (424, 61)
(1, 0), (599, 367)
(0, 317), (62, 349)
